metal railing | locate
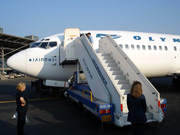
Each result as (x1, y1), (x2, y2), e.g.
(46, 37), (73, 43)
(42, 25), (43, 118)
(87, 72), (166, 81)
(82, 89), (93, 102)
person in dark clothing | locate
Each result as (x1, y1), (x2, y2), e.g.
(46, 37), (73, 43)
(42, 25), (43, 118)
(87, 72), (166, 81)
(16, 82), (28, 135)
(127, 81), (147, 135)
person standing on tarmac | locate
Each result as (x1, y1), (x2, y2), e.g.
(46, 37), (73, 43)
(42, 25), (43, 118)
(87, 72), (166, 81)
(127, 81), (147, 135)
(16, 82), (28, 135)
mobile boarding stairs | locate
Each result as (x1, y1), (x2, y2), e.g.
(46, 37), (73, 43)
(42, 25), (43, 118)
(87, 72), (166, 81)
(60, 28), (166, 127)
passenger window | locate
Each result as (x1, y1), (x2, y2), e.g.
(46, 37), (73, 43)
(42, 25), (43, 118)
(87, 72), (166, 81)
(159, 46), (162, 50)
(142, 45), (146, 50)
(48, 42), (57, 48)
(137, 45), (140, 50)
(125, 44), (129, 50)
(39, 42), (48, 48)
(148, 45), (151, 50)
(119, 44), (123, 49)
(165, 46), (168, 51)
(153, 45), (157, 50)
(131, 45), (135, 50)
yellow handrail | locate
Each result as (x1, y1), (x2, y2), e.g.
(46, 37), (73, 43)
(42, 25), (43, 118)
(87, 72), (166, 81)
(82, 89), (93, 102)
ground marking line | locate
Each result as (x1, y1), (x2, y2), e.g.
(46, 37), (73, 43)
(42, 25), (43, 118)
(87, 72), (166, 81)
(0, 97), (58, 104)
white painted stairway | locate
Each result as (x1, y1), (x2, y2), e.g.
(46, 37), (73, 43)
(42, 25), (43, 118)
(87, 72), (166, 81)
(62, 31), (164, 127)
(97, 53), (155, 125)
(97, 53), (131, 113)
(61, 29), (164, 127)
(98, 36), (164, 126)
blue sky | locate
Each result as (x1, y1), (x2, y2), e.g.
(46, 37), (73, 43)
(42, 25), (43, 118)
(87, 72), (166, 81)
(0, 0), (180, 39)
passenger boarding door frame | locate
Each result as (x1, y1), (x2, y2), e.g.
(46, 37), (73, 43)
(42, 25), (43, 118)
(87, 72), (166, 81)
(59, 41), (65, 64)
(64, 28), (80, 60)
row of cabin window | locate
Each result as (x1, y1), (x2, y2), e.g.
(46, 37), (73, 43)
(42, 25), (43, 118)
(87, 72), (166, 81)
(119, 44), (177, 51)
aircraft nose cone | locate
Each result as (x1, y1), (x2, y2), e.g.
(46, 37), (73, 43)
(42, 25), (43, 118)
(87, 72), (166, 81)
(7, 50), (27, 73)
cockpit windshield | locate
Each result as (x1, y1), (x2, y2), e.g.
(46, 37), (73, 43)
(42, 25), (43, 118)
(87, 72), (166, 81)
(30, 42), (41, 47)
(30, 42), (57, 49)
(39, 42), (48, 48)
(48, 42), (57, 48)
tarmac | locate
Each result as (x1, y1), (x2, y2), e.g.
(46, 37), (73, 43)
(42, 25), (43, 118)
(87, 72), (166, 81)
(0, 77), (180, 135)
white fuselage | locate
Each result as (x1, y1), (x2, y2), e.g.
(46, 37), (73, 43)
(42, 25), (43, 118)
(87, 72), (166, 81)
(7, 30), (180, 81)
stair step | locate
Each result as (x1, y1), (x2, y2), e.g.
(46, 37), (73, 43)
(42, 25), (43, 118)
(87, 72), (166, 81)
(104, 60), (115, 64)
(101, 54), (111, 57)
(122, 103), (128, 108)
(115, 79), (129, 84)
(106, 67), (120, 71)
(97, 53), (111, 60)
(122, 95), (127, 103)
(123, 112), (153, 120)
(109, 71), (123, 75)
(106, 63), (118, 67)
(98, 53), (111, 57)
(120, 89), (130, 95)
(102, 56), (113, 60)
(122, 114), (156, 125)
(110, 74), (126, 80)
(116, 84), (131, 89)
(123, 108), (129, 113)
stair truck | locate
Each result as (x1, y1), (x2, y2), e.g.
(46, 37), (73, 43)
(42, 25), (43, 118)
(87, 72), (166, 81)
(61, 28), (167, 127)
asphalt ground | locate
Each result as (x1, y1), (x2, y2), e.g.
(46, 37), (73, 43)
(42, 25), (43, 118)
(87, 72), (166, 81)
(0, 77), (180, 135)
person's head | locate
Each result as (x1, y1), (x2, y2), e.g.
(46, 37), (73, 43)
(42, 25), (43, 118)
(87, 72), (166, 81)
(87, 32), (91, 37)
(16, 82), (26, 92)
(130, 81), (142, 98)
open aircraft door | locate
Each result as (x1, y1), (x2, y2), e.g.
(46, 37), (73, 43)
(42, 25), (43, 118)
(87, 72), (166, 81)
(59, 28), (80, 64)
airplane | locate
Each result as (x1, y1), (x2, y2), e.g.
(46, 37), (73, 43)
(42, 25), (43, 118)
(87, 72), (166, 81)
(7, 29), (180, 88)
